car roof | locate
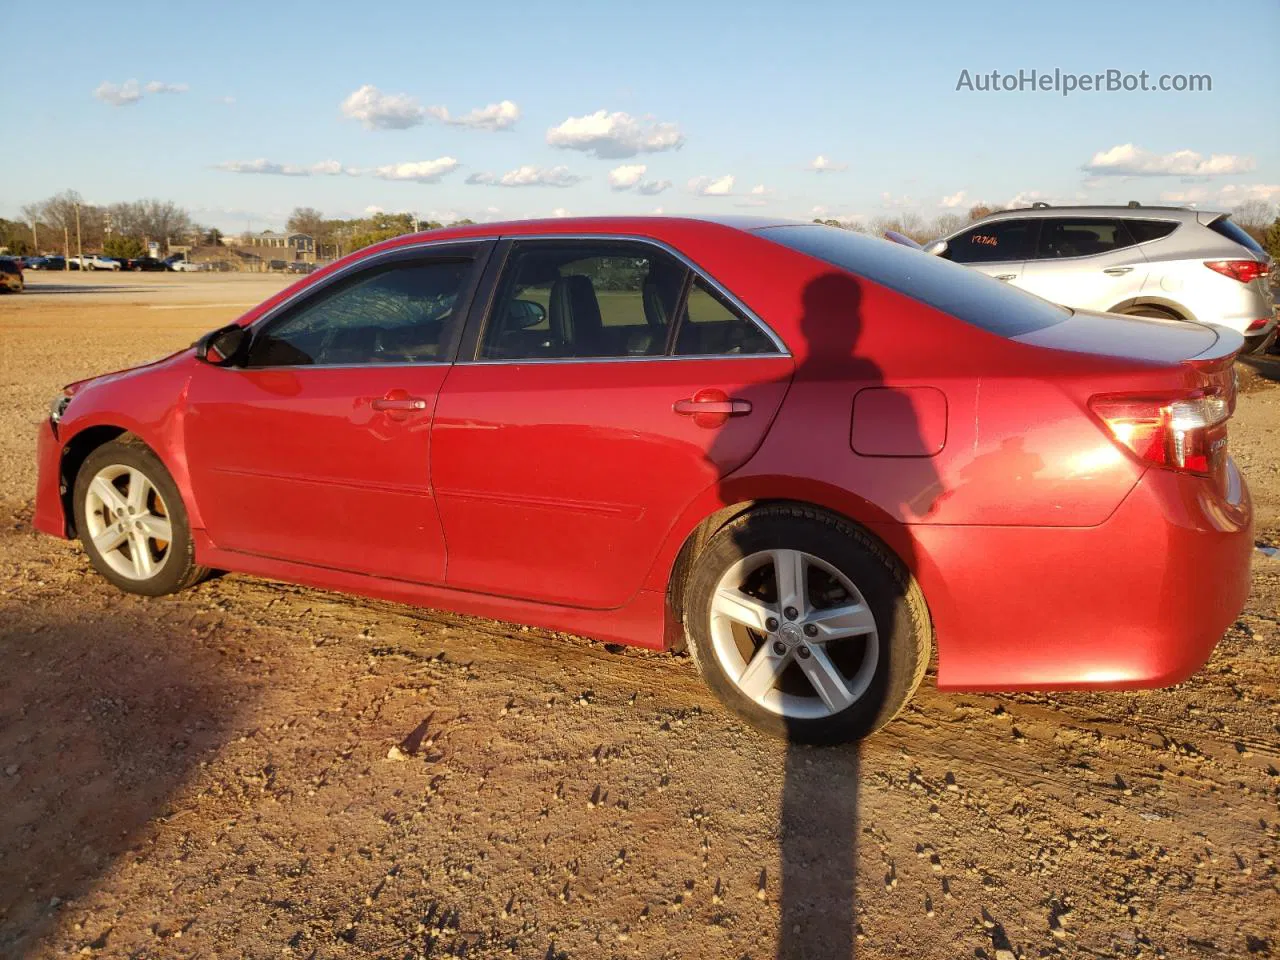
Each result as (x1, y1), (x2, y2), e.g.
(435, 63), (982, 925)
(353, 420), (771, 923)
(974, 205), (1224, 224)
(357, 215), (810, 254)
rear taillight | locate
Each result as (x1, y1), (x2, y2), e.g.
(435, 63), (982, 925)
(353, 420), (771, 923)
(1246, 318), (1269, 332)
(1204, 259), (1269, 284)
(1089, 391), (1232, 477)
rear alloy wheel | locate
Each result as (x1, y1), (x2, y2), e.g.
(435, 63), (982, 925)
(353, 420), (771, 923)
(684, 506), (931, 743)
(1122, 306), (1179, 321)
(73, 439), (208, 596)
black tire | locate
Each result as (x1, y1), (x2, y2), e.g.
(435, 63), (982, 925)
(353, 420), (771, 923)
(1122, 305), (1179, 321)
(683, 505), (931, 744)
(72, 437), (209, 597)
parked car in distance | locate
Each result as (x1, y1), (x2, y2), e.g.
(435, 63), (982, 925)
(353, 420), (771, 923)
(38, 256), (74, 271)
(286, 261), (315, 274)
(33, 216), (1254, 743)
(924, 203), (1276, 353)
(267, 259), (289, 272)
(171, 260), (207, 272)
(22, 257), (49, 270)
(133, 257), (171, 272)
(0, 258), (24, 292)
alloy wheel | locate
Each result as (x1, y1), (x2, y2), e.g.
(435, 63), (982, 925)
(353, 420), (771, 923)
(709, 549), (879, 720)
(83, 464), (173, 580)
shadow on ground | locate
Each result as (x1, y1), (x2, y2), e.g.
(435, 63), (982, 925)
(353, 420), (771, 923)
(0, 602), (243, 955)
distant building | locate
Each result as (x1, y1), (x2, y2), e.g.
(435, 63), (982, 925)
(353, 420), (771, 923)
(236, 231), (316, 262)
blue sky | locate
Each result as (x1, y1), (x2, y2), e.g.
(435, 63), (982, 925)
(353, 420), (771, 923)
(5, 0), (1278, 232)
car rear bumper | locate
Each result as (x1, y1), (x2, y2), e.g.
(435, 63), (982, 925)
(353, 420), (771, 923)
(903, 460), (1253, 691)
(33, 419), (69, 539)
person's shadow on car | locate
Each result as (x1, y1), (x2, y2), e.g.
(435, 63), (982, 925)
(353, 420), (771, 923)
(697, 269), (942, 958)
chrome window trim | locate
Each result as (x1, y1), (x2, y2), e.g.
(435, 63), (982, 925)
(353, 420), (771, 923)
(228, 232), (790, 371)
(465, 232), (790, 362)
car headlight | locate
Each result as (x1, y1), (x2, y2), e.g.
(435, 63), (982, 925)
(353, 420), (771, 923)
(50, 393), (72, 425)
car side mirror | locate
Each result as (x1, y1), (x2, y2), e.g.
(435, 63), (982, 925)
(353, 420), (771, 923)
(508, 298), (547, 329)
(923, 239), (948, 257)
(196, 324), (248, 366)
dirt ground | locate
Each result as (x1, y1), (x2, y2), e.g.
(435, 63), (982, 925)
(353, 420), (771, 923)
(1, 271), (1278, 959)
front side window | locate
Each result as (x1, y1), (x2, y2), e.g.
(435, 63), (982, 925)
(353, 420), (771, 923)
(246, 258), (473, 367)
(1036, 218), (1135, 259)
(945, 219), (1037, 264)
(479, 241), (687, 360)
(674, 277), (778, 355)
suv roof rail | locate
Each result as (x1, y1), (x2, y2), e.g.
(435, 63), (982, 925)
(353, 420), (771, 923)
(1030, 201), (1051, 208)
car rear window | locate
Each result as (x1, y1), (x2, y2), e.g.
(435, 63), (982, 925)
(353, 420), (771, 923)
(758, 223), (1068, 337)
(1208, 217), (1266, 256)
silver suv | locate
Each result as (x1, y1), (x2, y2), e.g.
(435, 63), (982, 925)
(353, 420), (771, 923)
(927, 204), (1276, 352)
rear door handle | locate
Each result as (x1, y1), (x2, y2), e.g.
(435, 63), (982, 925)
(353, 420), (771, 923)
(372, 397), (427, 411)
(1103, 266), (1134, 276)
(673, 398), (752, 416)
(993, 273), (1017, 282)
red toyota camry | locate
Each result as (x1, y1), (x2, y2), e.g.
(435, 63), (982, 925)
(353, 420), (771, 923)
(32, 217), (1253, 742)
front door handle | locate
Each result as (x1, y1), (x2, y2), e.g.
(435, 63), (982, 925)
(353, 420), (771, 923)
(993, 273), (1017, 282)
(1103, 266), (1134, 276)
(372, 397), (427, 411)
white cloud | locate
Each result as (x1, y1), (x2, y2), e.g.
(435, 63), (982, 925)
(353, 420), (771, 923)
(750, 184), (772, 196)
(373, 158), (461, 183)
(217, 159), (311, 176)
(880, 192), (914, 208)
(342, 85), (520, 132)
(217, 158), (359, 177)
(735, 185), (773, 208)
(1160, 183), (1280, 206)
(427, 99), (520, 131)
(551, 208), (571, 218)
(341, 84), (426, 130)
(547, 110), (684, 159)
(466, 165), (584, 188)
(609, 164), (647, 189)
(608, 164), (671, 194)
(940, 190), (967, 208)
(145, 81), (188, 94)
(94, 80), (143, 106)
(808, 155), (848, 173)
(365, 205), (385, 215)
(689, 174), (735, 197)
(1083, 144), (1255, 177)
(1003, 189), (1086, 208)
(218, 95), (236, 105)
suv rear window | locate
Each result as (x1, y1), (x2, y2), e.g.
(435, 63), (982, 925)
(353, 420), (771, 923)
(1208, 217), (1265, 256)
(759, 223), (1068, 338)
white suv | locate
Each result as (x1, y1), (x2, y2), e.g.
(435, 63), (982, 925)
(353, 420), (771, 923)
(927, 204), (1276, 352)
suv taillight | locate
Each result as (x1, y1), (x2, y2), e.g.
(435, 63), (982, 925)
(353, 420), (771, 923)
(1204, 259), (1268, 284)
(1089, 392), (1232, 477)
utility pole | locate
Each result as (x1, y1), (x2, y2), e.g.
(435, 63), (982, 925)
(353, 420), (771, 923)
(75, 202), (83, 267)
(63, 227), (70, 271)
(30, 219), (38, 253)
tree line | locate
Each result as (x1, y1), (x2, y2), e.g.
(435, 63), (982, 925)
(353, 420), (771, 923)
(284, 207), (475, 258)
(0, 190), (211, 260)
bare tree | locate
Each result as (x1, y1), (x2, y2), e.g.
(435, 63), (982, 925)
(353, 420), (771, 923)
(1232, 199), (1276, 237)
(930, 213), (966, 239)
(967, 203), (1001, 222)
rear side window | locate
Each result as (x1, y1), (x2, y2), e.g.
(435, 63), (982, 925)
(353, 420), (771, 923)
(1036, 219), (1135, 259)
(1124, 219), (1179, 244)
(479, 241), (687, 360)
(1208, 217), (1266, 256)
(944, 219), (1036, 263)
(674, 278), (778, 356)
(759, 223), (1068, 338)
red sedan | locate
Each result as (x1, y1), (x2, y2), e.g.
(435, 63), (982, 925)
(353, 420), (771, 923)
(32, 217), (1253, 742)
